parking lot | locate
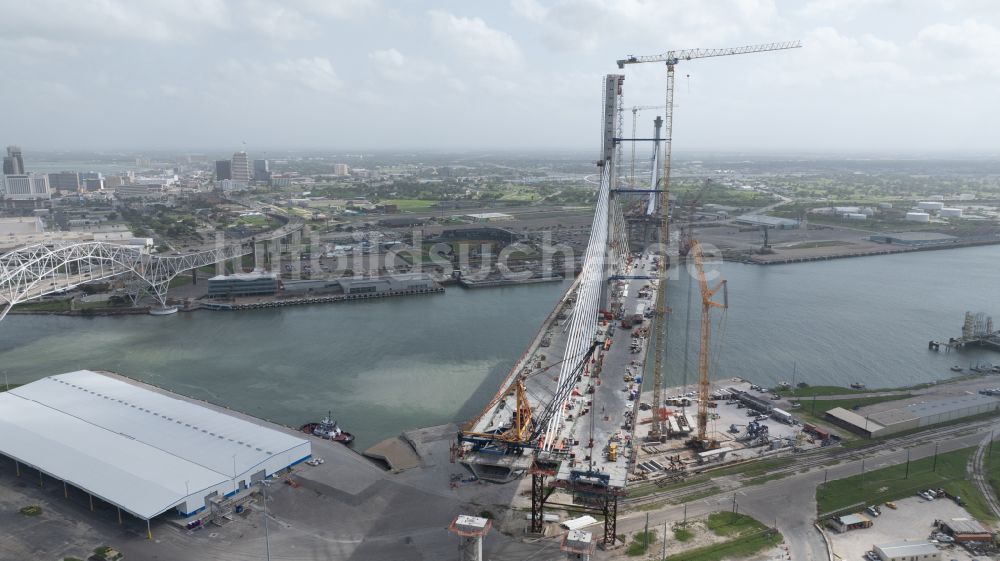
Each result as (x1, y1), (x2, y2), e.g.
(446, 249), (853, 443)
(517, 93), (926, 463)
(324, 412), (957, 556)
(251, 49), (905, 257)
(827, 496), (984, 561)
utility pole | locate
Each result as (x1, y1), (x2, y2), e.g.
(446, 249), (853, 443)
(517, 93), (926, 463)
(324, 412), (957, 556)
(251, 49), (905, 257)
(860, 459), (865, 488)
(644, 513), (649, 551)
(905, 448), (910, 479)
(661, 521), (667, 561)
(933, 443), (939, 472)
(991, 429), (995, 459)
(260, 481), (271, 561)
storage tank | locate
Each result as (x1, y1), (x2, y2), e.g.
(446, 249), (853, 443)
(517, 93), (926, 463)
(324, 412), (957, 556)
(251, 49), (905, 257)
(918, 201), (944, 211)
(846, 213), (867, 220)
(906, 212), (931, 222)
(940, 208), (963, 218)
(878, 202), (893, 209)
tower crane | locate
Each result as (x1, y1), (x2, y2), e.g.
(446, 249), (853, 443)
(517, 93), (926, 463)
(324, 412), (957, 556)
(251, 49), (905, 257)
(629, 105), (666, 187)
(687, 240), (727, 450)
(616, 41), (800, 441)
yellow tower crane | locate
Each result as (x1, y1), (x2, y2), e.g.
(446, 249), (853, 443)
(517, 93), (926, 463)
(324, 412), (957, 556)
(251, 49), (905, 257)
(688, 240), (727, 449)
(616, 41), (800, 441)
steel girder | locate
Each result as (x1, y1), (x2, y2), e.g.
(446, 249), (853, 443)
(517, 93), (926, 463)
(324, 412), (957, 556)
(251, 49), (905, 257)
(0, 241), (250, 321)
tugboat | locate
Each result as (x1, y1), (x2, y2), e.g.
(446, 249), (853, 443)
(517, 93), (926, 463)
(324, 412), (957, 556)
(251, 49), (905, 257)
(300, 412), (354, 445)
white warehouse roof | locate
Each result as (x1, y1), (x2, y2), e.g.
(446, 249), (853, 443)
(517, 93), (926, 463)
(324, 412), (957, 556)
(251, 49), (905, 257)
(0, 370), (310, 519)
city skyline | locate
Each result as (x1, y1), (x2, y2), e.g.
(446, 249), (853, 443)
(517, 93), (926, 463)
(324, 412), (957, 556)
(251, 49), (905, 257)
(1, 1), (998, 152)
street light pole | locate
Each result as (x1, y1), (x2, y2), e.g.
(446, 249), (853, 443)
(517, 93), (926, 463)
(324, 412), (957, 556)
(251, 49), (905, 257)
(261, 481), (271, 561)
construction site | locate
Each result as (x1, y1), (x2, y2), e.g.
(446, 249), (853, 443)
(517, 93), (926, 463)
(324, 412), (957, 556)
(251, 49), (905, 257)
(455, 41), (803, 550)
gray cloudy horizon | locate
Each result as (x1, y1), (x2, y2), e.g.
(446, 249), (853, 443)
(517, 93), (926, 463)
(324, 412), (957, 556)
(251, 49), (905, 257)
(2, 0), (999, 154)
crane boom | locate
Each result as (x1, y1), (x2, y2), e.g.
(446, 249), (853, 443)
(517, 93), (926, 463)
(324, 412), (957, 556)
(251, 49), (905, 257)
(691, 241), (727, 445)
(615, 39), (799, 442)
(616, 41), (802, 68)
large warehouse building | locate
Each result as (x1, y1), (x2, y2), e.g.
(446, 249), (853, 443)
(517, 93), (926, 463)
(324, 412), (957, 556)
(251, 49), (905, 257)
(0, 370), (310, 526)
(826, 394), (1000, 438)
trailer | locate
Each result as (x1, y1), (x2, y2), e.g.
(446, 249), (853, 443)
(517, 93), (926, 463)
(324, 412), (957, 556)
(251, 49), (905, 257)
(771, 408), (793, 424)
(632, 303), (646, 325)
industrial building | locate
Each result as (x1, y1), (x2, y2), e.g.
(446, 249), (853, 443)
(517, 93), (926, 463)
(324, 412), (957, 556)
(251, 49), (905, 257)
(826, 394), (1000, 438)
(827, 513), (872, 533)
(0, 370), (310, 524)
(339, 273), (436, 294)
(917, 201), (945, 211)
(873, 541), (939, 561)
(733, 214), (799, 229)
(438, 227), (521, 244)
(905, 212), (930, 222)
(464, 212), (515, 223)
(939, 208), (963, 218)
(207, 271), (279, 298)
(938, 518), (993, 543)
(868, 232), (957, 246)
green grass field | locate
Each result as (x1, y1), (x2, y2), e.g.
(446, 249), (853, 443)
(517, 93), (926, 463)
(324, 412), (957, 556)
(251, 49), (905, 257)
(777, 385), (867, 398)
(667, 513), (782, 561)
(816, 446), (996, 521)
(381, 199), (439, 211)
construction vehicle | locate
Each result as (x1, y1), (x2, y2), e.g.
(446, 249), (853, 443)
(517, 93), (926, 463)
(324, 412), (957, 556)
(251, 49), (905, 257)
(683, 241), (727, 451)
(458, 341), (602, 454)
(607, 442), (618, 461)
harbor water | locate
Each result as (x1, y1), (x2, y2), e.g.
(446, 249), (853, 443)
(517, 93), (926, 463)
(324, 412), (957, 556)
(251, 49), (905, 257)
(2, 245), (1000, 449)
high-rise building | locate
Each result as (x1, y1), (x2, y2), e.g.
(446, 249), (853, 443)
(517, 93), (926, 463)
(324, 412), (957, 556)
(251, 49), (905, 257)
(1, 173), (50, 199)
(231, 152), (251, 183)
(49, 171), (81, 192)
(3, 146), (25, 175)
(333, 163), (350, 176)
(253, 159), (270, 182)
(215, 160), (232, 181)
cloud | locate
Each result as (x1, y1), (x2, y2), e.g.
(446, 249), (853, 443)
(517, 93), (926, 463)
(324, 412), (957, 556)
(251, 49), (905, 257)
(511, 0), (548, 22)
(297, 0), (381, 19)
(797, 0), (893, 19)
(0, 37), (79, 61)
(246, 1), (319, 40)
(0, 0), (230, 44)
(368, 48), (467, 91)
(429, 10), (522, 65)
(272, 57), (342, 92)
(510, 0), (783, 54)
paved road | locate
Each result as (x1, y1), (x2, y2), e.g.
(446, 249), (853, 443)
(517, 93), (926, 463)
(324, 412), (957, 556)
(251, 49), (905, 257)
(613, 426), (994, 561)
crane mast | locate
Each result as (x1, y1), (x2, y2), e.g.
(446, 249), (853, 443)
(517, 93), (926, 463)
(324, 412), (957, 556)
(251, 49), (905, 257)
(616, 40), (800, 442)
(690, 241), (727, 447)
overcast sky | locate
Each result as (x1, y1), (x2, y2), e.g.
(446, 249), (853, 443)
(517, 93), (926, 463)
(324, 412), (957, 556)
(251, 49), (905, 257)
(2, 0), (998, 153)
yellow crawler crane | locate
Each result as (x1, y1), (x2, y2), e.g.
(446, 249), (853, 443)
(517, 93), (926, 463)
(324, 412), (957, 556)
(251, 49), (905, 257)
(687, 241), (727, 450)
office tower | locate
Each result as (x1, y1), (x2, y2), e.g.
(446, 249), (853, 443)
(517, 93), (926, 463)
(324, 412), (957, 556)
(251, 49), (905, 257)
(215, 160), (232, 181)
(231, 151), (251, 183)
(3, 146), (25, 175)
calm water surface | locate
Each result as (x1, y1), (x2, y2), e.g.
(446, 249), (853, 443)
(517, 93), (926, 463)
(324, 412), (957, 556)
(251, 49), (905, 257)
(3, 245), (999, 449)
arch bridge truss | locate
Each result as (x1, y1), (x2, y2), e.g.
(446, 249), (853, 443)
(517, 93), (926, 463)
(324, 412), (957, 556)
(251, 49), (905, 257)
(0, 241), (251, 322)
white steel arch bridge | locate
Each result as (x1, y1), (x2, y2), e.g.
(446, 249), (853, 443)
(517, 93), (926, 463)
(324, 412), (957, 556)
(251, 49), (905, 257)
(0, 241), (252, 322)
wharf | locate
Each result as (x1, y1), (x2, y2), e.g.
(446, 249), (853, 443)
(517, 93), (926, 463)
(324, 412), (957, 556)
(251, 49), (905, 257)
(457, 275), (564, 289)
(195, 286), (443, 310)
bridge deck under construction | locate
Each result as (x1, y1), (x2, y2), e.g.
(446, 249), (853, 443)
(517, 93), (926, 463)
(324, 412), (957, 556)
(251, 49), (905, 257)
(461, 253), (658, 490)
